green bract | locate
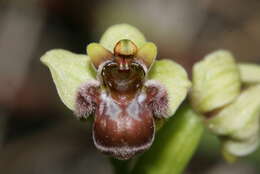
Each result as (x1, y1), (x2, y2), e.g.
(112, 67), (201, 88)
(191, 50), (241, 113)
(40, 49), (96, 110)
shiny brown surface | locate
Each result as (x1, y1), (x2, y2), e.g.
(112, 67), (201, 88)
(93, 94), (154, 159)
(101, 62), (145, 95)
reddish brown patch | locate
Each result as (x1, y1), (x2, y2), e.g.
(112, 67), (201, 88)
(93, 95), (154, 160)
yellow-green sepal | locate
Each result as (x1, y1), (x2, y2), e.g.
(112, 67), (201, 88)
(40, 49), (96, 110)
(100, 24), (146, 53)
(148, 59), (191, 117)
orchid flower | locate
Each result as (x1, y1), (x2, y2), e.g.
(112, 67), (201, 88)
(41, 24), (191, 160)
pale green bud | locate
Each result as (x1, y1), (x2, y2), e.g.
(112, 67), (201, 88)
(207, 85), (260, 157)
(207, 85), (260, 140)
(40, 49), (96, 110)
(191, 49), (260, 158)
(222, 134), (259, 157)
(191, 50), (241, 113)
(239, 63), (260, 84)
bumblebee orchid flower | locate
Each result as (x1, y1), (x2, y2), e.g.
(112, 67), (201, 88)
(41, 24), (191, 160)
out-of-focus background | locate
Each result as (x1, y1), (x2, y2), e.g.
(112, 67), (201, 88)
(0, 0), (260, 174)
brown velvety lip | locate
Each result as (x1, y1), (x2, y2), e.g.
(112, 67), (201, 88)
(92, 94), (155, 160)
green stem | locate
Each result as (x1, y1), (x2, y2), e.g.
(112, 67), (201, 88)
(132, 103), (204, 174)
(110, 158), (132, 174)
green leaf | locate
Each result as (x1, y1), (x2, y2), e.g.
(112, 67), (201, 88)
(132, 104), (204, 174)
(148, 59), (191, 117)
(100, 24), (146, 53)
(40, 49), (96, 110)
(191, 50), (241, 113)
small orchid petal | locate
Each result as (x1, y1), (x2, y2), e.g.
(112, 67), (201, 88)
(87, 43), (113, 69)
(137, 42), (157, 69)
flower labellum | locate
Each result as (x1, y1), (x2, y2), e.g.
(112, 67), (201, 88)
(40, 24), (191, 160)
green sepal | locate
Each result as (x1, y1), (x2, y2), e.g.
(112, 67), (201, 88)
(40, 49), (96, 110)
(100, 24), (146, 53)
(148, 59), (191, 117)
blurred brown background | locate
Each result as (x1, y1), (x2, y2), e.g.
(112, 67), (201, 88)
(0, 0), (260, 174)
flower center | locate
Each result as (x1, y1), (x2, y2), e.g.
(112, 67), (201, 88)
(101, 39), (146, 101)
(101, 61), (145, 100)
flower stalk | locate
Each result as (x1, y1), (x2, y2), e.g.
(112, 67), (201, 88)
(132, 103), (204, 174)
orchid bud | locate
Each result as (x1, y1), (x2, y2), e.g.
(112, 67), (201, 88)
(41, 24), (191, 160)
(206, 85), (260, 138)
(222, 134), (259, 157)
(191, 50), (241, 114)
(207, 85), (260, 158)
(238, 63), (260, 85)
(191, 49), (260, 160)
